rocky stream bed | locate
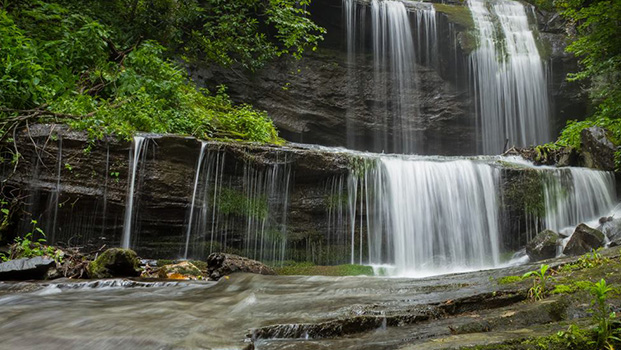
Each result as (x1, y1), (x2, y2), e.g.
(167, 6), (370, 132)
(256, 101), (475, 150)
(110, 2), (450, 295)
(1, 248), (619, 350)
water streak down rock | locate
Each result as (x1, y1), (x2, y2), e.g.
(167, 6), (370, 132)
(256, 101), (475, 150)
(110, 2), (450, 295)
(3, 125), (616, 275)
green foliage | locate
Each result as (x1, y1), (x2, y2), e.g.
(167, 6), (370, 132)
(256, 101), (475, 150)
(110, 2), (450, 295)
(548, 0), (621, 158)
(0, 200), (10, 241)
(523, 264), (551, 301)
(217, 187), (268, 220)
(551, 280), (593, 294)
(3, 220), (62, 262)
(589, 279), (621, 348)
(0, 0), (301, 144)
(55, 0), (325, 71)
(558, 248), (609, 273)
(274, 261), (374, 276)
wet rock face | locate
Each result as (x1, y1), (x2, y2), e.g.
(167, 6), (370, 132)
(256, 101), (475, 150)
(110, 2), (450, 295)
(581, 127), (617, 171)
(4, 125), (555, 263)
(598, 217), (621, 246)
(207, 253), (275, 280)
(87, 248), (141, 278)
(563, 223), (606, 256)
(191, 0), (586, 155)
(526, 230), (559, 261)
(0, 256), (56, 280)
(4, 125), (351, 262)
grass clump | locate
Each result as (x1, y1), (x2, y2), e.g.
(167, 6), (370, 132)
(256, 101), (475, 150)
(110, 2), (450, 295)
(274, 261), (374, 276)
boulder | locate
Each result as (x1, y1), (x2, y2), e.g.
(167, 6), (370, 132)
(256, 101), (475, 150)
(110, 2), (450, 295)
(563, 223), (606, 256)
(87, 248), (141, 279)
(0, 257), (56, 280)
(581, 127), (617, 171)
(157, 261), (204, 280)
(526, 230), (560, 261)
(598, 217), (621, 247)
(207, 253), (276, 280)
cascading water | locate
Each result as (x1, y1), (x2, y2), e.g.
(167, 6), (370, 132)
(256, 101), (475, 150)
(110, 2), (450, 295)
(371, 0), (418, 153)
(121, 136), (147, 249)
(542, 167), (616, 234)
(184, 142), (207, 259)
(413, 2), (438, 68)
(468, 0), (550, 154)
(351, 157), (502, 275)
(182, 148), (292, 263)
(344, 0), (426, 153)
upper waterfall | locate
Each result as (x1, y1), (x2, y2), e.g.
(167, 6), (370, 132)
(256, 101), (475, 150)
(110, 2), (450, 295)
(468, 0), (551, 154)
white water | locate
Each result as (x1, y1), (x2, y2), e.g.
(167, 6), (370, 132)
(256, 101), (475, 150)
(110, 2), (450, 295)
(371, 0), (418, 153)
(121, 136), (147, 249)
(542, 167), (616, 235)
(468, 0), (550, 154)
(183, 149), (292, 263)
(343, 0), (431, 153)
(354, 157), (502, 276)
(184, 142), (207, 259)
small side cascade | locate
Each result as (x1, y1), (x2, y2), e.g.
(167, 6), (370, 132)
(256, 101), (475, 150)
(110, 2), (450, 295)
(44, 136), (62, 242)
(121, 136), (148, 249)
(542, 167), (616, 234)
(183, 148), (292, 264)
(183, 141), (207, 259)
(412, 2), (438, 67)
(468, 0), (550, 154)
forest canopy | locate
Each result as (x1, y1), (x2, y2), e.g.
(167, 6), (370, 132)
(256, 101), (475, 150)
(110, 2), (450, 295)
(549, 0), (621, 150)
(0, 0), (325, 143)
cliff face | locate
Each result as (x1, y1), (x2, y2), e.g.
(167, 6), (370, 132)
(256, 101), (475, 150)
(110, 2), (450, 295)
(4, 125), (354, 261)
(2, 125), (564, 263)
(190, 0), (587, 156)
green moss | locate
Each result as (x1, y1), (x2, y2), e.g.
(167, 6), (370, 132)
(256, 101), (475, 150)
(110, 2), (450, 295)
(434, 4), (474, 29)
(324, 193), (347, 210)
(349, 157), (376, 179)
(217, 187), (268, 220)
(274, 262), (374, 276)
(498, 275), (526, 285)
(504, 169), (546, 217)
(156, 259), (175, 267)
(462, 324), (596, 349)
(88, 248), (140, 278)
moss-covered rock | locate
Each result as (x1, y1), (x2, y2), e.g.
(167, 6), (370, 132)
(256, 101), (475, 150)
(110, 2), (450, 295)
(157, 261), (204, 280)
(87, 248), (141, 279)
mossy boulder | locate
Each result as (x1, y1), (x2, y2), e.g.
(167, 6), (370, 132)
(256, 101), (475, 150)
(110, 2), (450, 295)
(526, 230), (559, 261)
(87, 248), (141, 278)
(157, 261), (204, 280)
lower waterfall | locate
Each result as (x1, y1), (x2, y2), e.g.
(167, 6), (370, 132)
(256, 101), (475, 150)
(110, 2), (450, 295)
(352, 157), (502, 276)
(107, 140), (617, 276)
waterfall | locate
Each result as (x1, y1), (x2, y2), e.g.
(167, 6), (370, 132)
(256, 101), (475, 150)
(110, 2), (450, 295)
(371, 0), (418, 153)
(44, 136), (62, 242)
(347, 156), (502, 275)
(468, 0), (550, 154)
(414, 2), (438, 67)
(344, 0), (425, 153)
(542, 168), (616, 234)
(121, 136), (147, 249)
(183, 148), (292, 263)
(183, 142), (207, 259)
